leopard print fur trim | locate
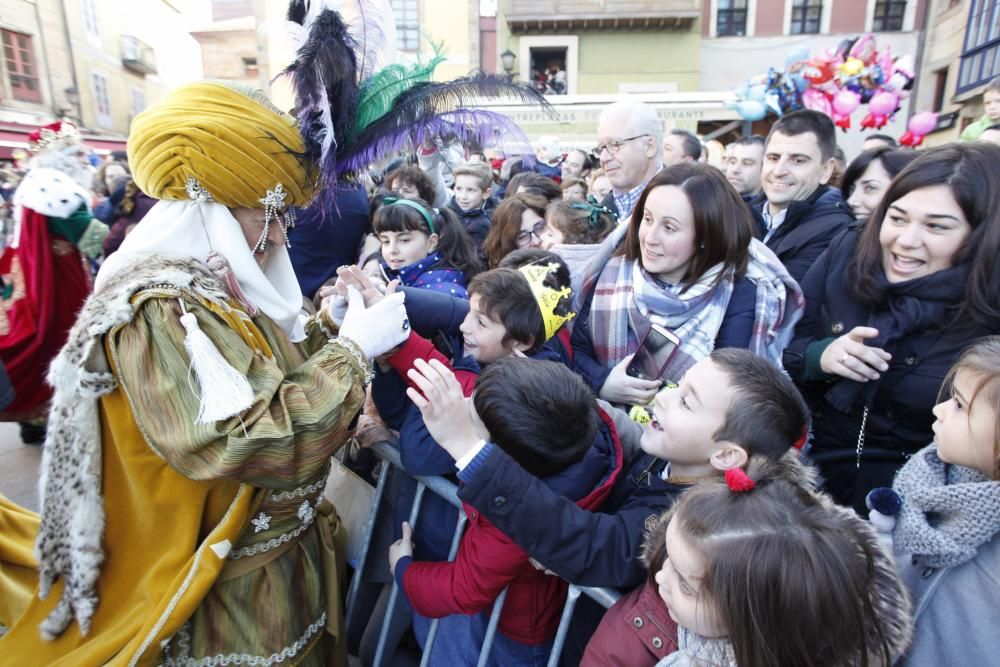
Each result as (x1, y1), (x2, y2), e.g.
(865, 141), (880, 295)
(35, 255), (228, 639)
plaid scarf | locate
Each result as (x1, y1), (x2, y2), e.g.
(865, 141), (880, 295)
(585, 238), (803, 381)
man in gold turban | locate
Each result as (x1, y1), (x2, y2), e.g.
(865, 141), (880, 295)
(0, 79), (410, 665)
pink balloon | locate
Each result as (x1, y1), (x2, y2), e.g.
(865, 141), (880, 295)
(906, 111), (937, 134)
(832, 89), (861, 115)
(868, 90), (898, 116)
(908, 111), (938, 135)
(802, 88), (832, 117)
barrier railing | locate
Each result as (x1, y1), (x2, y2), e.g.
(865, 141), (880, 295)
(345, 440), (622, 666)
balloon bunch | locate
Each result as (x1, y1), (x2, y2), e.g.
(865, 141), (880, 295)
(729, 33), (919, 133)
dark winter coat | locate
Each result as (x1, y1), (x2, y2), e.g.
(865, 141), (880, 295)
(457, 443), (687, 590)
(447, 195), (496, 255)
(287, 184), (370, 299)
(784, 228), (992, 513)
(372, 331), (573, 561)
(748, 185), (853, 283)
(394, 408), (624, 646)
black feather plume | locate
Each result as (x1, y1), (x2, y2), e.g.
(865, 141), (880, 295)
(282, 8), (360, 207)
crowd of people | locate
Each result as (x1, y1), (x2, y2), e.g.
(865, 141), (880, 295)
(0, 8), (999, 664)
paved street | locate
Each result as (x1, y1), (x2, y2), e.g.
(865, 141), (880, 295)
(0, 422), (42, 512)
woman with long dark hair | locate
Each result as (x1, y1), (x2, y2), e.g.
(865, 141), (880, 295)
(572, 163), (803, 406)
(840, 147), (918, 223)
(785, 142), (1000, 513)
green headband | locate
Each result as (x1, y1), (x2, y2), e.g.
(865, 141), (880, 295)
(383, 196), (437, 235)
(569, 200), (617, 228)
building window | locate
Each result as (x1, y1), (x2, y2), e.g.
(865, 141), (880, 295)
(932, 69), (948, 111)
(130, 87), (145, 117)
(789, 0), (823, 33)
(81, 0), (100, 41)
(717, 0), (748, 36)
(872, 0), (907, 30)
(529, 48), (567, 95)
(243, 57), (258, 78)
(92, 72), (112, 128)
(2, 30), (42, 103)
(390, 0), (419, 51)
(958, 0), (1000, 93)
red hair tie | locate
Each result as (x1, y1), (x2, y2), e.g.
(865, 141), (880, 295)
(725, 467), (756, 493)
(793, 427), (808, 450)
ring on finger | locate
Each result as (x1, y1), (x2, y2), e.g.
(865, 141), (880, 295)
(841, 354), (850, 365)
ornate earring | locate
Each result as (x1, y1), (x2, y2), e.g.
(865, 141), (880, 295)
(258, 184), (293, 251)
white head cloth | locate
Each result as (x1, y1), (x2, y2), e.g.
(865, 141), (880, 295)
(95, 198), (307, 341)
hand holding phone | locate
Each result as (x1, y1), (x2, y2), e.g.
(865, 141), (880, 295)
(626, 324), (681, 383)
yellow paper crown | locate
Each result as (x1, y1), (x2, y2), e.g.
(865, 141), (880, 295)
(518, 263), (576, 342)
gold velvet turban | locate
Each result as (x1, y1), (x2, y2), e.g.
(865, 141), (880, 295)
(128, 81), (315, 208)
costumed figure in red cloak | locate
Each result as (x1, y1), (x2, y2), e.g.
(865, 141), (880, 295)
(0, 121), (108, 442)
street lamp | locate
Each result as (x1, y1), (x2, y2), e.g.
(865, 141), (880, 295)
(500, 49), (516, 76)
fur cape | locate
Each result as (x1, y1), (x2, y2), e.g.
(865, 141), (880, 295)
(35, 255), (229, 638)
(640, 453), (913, 665)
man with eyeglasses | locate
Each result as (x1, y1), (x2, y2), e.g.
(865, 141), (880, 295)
(592, 100), (664, 220)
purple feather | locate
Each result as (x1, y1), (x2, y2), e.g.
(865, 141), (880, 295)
(337, 109), (535, 177)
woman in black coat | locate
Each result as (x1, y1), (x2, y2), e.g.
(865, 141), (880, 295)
(784, 142), (1000, 513)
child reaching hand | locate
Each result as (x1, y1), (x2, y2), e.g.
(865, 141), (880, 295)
(390, 357), (623, 666)
(586, 458), (912, 667)
(869, 335), (1000, 665)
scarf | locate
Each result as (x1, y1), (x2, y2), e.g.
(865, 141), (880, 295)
(389, 251), (469, 298)
(892, 444), (1000, 569)
(95, 199), (307, 341)
(585, 236), (802, 382)
(656, 627), (737, 667)
(825, 264), (967, 412)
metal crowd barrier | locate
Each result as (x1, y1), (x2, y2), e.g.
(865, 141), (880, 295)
(345, 440), (623, 667)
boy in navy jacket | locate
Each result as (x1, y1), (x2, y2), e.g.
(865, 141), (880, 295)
(405, 348), (811, 662)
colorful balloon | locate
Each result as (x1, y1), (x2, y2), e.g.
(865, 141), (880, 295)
(831, 90), (861, 130)
(801, 88), (833, 116)
(735, 99), (768, 121)
(898, 111), (938, 147)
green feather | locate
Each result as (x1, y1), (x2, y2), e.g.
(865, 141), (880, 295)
(354, 46), (447, 136)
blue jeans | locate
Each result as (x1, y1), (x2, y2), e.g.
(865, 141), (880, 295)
(413, 612), (553, 667)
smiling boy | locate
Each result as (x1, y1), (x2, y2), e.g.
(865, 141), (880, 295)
(448, 161), (497, 255)
(401, 348), (810, 663)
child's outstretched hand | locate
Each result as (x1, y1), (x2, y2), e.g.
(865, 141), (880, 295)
(336, 265), (398, 308)
(406, 358), (481, 461)
(389, 521), (413, 574)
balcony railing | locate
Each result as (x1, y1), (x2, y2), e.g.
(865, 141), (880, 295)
(506, 0), (701, 32)
(121, 35), (157, 75)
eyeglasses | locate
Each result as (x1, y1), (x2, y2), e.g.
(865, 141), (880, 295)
(515, 219), (547, 246)
(592, 134), (651, 158)
(251, 209), (295, 255)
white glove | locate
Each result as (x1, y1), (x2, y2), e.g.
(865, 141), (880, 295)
(338, 286), (409, 359)
(326, 291), (349, 327)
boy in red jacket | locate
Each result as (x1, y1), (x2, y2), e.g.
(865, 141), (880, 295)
(389, 357), (623, 665)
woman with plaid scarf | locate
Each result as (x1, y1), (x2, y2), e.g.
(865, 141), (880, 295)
(571, 164), (804, 407)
